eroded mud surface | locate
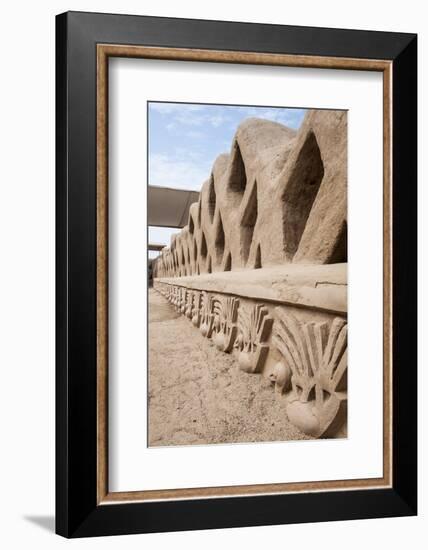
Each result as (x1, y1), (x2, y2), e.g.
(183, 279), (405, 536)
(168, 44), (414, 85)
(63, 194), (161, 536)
(148, 290), (312, 447)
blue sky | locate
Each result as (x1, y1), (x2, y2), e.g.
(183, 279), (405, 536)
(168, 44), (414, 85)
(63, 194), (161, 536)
(148, 102), (306, 257)
(148, 102), (306, 191)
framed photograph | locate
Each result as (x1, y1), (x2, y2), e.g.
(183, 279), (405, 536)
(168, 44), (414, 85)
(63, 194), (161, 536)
(56, 11), (417, 537)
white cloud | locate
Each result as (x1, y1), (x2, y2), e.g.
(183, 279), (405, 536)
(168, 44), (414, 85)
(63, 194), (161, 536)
(184, 130), (205, 139)
(152, 103), (232, 130)
(173, 147), (203, 161)
(174, 112), (205, 126)
(149, 103), (204, 114)
(206, 114), (230, 127)
(149, 152), (210, 191)
(226, 106), (306, 129)
(148, 104), (307, 196)
(148, 226), (181, 251)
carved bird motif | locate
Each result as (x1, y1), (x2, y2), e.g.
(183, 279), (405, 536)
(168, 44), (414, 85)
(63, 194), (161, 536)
(235, 304), (273, 373)
(273, 308), (347, 437)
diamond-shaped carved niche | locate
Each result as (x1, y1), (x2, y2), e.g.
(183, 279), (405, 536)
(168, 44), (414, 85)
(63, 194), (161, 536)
(240, 181), (258, 266)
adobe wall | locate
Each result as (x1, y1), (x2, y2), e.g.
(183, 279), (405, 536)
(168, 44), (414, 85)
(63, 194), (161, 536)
(152, 110), (348, 439)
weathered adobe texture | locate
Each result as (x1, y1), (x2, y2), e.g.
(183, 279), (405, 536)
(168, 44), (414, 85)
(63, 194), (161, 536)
(152, 109), (348, 439)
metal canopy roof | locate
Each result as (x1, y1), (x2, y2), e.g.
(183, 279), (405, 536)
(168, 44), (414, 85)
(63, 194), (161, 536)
(148, 185), (200, 228)
(148, 243), (168, 252)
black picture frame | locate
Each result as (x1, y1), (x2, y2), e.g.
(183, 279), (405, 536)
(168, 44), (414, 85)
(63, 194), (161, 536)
(56, 11), (417, 538)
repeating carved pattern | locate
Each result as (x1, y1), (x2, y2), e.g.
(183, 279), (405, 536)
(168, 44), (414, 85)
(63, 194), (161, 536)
(173, 286), (180, 308)
(175, 287), (181, 308)
(184, 290), (194, 319)
(234, 304), (273, 373)
(273, 308), (347, 437)
(168, 285), (175, 305)
(268, 361), (292, 396)
(152, 111), (347, 277)
(150, 111), (348, 439)
(178, 287), (185, 313)
(212, 296), (239, 353)
(152, 282), (347, 438)
(199, 292), (215, 338)
(191, 291), (202, 327)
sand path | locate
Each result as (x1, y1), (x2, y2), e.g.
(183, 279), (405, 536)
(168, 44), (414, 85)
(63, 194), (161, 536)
(148, 289), (312, 447)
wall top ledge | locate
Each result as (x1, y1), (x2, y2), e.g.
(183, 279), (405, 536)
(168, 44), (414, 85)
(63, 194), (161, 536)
(155, 263), (347, 315)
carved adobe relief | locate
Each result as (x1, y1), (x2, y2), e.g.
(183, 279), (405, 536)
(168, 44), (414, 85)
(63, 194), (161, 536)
(184, 289), (193, 318)
(191, 291), (202, 327)
(211, 296), (239, 353)
(199, 292), (215, 338)
(234, 304), (273, 373)
(167, 285), (173, 304)
(273, 308), (347, 437)
(171, 285), (179, 308)
(150, 111), (348, 441)
(173, 286), (180, 310)
(152, 111), (347, 278)
(179, 288), (187, 314)
(268, 361), (292, 395)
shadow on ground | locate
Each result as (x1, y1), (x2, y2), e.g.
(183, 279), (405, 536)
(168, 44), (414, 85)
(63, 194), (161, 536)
(24, 515), (55, 533)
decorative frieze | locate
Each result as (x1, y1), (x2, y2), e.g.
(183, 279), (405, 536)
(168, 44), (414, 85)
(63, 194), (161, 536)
(212, 296), (239, 353)
(191, 291), (202, 327)
(153, 279), (347, 439)
(200, 291), (215, 338)
(273, 309), (347, 438)
(152, 111), (347, 279)
(235, 304), (273, 373)
(151, 110), (348, 440)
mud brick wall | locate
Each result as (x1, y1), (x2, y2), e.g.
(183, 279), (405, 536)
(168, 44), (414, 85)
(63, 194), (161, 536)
(152, 110), (348, 438)
(153, 110), (347, 278)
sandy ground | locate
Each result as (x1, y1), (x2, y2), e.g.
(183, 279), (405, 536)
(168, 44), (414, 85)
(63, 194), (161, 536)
(148, 289), (312, 446)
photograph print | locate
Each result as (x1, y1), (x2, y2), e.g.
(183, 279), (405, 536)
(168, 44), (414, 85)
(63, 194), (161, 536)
(147, 101), (347, 447)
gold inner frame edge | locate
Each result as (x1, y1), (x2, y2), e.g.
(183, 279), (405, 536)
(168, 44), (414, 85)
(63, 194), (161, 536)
(96, 44), (393, 505)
